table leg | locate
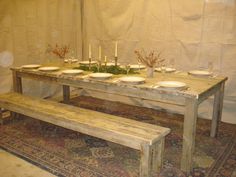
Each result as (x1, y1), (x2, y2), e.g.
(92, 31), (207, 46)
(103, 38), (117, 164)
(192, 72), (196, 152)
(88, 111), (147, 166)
(63, 85), (70, 103)
(210, 83), (225, 137)
(12, 70), (22, 93)
(181, 98), (198, 174)
(140, 143), (152, 177)
(12, 70), (22, 119)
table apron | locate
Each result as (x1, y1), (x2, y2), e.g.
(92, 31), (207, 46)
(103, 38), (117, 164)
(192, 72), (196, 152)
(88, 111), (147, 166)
(197, 82), (223, 104)
(59, 78), (186, 106)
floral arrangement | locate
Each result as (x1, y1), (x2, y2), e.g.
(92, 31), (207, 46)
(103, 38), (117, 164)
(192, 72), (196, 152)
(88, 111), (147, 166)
(134, 49), (165, 68)
(46, 44), (70, 59)
(74, 65), (138, 75)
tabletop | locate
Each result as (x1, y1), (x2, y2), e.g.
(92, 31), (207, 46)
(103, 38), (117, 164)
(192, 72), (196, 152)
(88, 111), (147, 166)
(11, 67), (227, 100)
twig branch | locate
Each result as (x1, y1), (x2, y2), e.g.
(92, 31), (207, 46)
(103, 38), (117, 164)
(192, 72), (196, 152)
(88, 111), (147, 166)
(46, 44), (70, 59)
(134, 49), (165, 68)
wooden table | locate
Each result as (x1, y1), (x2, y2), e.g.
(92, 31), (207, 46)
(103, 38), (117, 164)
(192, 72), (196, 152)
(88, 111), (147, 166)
(11, 67), (227, 174)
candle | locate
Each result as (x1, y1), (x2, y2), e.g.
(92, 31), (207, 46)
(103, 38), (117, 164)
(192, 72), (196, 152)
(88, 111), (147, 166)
(98, 46), (102, 60)
(89, 44), (91, 58)
(104, 56), (107, 63)
(115, 41), (118, 57)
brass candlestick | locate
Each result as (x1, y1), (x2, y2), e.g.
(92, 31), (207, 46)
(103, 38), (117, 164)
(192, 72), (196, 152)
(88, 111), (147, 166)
(114, 56), (118, 66)
(97, 60), (101, 72)
(104, 56), (107, 72)
(89, 57), (91, 70)
(104, 60), (107, 73)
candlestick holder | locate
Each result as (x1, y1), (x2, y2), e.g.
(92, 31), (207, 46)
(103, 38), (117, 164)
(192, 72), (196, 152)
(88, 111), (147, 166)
(89, 57), (92, 70)
(104, 61), (107, 73)
(114, 56), (118, 67)
(97, 60), (101, 72)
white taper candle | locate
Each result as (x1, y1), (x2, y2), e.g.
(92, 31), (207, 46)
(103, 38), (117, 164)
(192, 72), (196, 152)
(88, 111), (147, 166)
(104, 56), (107, 63)
(98, 46), (102, 60)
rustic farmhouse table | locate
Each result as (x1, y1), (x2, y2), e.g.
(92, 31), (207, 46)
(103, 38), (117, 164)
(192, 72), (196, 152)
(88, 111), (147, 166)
(11, 67), (227, 174)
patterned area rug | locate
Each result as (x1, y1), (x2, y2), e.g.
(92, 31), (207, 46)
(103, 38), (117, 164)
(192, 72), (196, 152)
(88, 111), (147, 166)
(0, 96), (236, 177)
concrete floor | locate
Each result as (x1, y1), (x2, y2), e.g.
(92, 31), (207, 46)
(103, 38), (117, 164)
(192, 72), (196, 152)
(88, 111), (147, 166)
(0, 149), (55, 177)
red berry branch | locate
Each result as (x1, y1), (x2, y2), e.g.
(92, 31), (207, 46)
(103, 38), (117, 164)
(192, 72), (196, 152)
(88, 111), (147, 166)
(46, 44), (70, 59)
(134, 49), (165, 68)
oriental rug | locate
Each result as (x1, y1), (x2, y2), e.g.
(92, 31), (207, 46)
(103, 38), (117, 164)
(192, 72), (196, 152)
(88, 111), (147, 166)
(0, 96), (236, 177)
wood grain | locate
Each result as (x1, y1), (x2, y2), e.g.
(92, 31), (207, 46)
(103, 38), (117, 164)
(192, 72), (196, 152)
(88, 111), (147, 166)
(0, 92), (170, 176)
(10, 67), (227, 174)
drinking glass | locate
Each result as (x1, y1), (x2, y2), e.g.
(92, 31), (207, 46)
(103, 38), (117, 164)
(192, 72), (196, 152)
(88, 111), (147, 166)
(208, 61), (213, 73)
(138, 61), (142, 71)
(70, 50), (75, 59)
(125, 64), (131, 75)
(66, 50), (75, 68)
(169, 58), (175, 69)
(161, 64), (166, 74)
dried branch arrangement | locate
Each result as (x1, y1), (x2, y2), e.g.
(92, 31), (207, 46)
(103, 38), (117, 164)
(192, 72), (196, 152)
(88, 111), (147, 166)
(134, 49), (165, 68)
(46, 44), (70, 59)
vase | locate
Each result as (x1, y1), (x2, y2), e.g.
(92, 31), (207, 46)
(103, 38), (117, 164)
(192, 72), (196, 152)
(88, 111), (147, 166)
(146, 67), (154, 78)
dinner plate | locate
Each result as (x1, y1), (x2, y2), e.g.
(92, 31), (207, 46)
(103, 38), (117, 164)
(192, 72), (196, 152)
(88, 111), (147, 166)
(155, 67), (176, 73)
(156, 81), (187, 89)
(130, 64), (146, 70)
(79, 61), (97, 65)
(38, 66), (60, 72)
(188, 70), (212, 77)
(64, 59), (78, 63)
(88, 73), (113, 79)
(62, 69), (83, 75)
(21, 64), (41, 69)
(119, 76), (145, 84)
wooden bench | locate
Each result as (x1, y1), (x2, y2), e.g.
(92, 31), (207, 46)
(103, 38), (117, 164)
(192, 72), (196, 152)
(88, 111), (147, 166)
(0, 92), (170, 177)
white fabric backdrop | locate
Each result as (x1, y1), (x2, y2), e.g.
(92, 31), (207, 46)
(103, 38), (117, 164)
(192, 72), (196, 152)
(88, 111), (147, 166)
(0, 0), (235, 124)
(0, 0), (82, 97)
(83, 0), (236, 124)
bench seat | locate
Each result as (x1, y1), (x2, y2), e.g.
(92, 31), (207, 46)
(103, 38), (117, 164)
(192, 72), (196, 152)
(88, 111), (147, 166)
(0, 92), (170, 177)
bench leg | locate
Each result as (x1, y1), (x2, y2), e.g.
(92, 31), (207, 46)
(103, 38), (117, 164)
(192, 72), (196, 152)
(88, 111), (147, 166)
(0, 108), (3, 125)
(0, 108), (14, 124)
(140, 143), (152, 177)
(152, 139), (164, 173)
(140, 140), (165, 177)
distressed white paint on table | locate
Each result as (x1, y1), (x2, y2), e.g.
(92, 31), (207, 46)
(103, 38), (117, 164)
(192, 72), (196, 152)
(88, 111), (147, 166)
(11, 67), (227, 174)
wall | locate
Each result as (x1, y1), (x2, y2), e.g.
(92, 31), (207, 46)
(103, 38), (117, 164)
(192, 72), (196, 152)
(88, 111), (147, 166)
(0, 0), (235, 123)
(0, 0), (82, 97)
(83, 0), (236, 124)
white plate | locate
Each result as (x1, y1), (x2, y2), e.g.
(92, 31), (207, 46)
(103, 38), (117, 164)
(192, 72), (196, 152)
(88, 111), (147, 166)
(130, 64), (146, 70)
(88, 73), (113, 79)
(157, 81), (187, 89)
(119, 76), (145, 84)
(64, 59), (78, 63)
(155, 67), (176, 73)
(38, 66), (60, 72)
(62, 69), (83, 75)
(21, 64), (41, 69)
(79, 61), (97, 65)
(102, 62), (120, 66)
(188, 70), (212, 76)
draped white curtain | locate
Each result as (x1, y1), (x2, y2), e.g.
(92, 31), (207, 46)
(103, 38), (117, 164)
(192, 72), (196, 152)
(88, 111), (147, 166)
(83, 0), (236, 124)
(0, 0), (82, 97)
(0, 0), (235, 124)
